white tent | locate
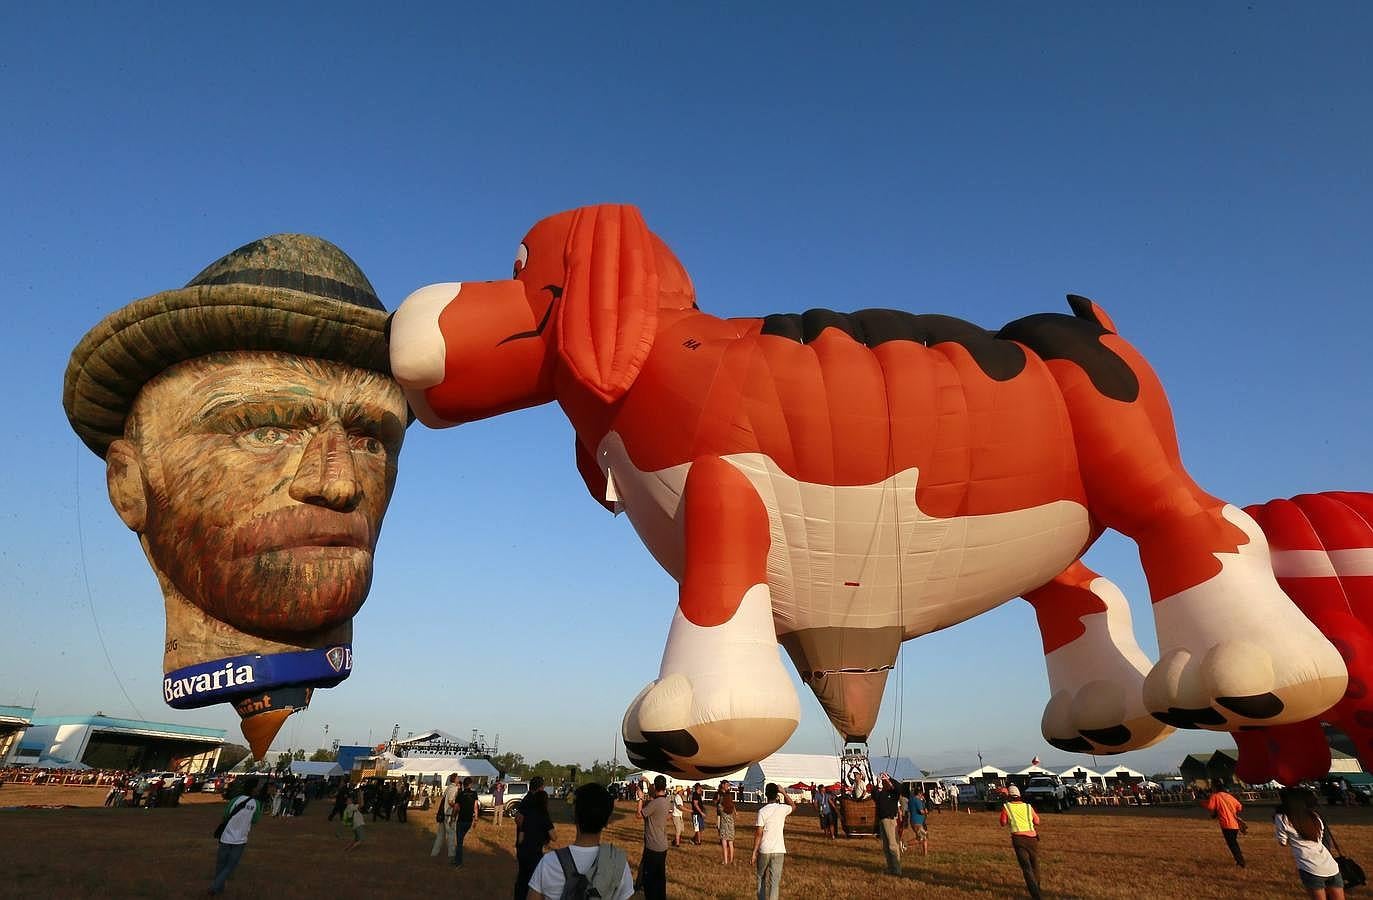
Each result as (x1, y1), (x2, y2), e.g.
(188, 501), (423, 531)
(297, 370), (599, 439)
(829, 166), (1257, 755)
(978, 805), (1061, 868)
(288, 761), (344, 778)
(964, 765), (1009, 781)
(868, 756), (923, 782)
(631, 766), (750, 793)
(1058, 765), (1106, 788)
(1013, 765), (1053, 778)
(1101, 765), (1145, 783)
(741, 754), (842, 793)
(380, 755), (499, 785)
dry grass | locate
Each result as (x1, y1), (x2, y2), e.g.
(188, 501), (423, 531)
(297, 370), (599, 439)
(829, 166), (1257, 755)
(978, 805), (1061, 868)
(2, 786), (1371, 898)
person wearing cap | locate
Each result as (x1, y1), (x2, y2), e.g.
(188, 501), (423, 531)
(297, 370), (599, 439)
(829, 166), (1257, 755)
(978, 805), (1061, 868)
(636, 774), (671, 900)
(999, 784), (1043, 899)
(873, 772), (903, 876)
(63, 234), (408, 758)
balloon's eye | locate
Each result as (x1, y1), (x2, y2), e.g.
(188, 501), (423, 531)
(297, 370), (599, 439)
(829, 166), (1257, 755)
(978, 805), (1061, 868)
(513, 243), (528, 278)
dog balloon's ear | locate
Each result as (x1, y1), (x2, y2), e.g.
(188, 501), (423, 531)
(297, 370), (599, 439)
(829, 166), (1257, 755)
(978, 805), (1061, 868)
(556, 204), (660, 403)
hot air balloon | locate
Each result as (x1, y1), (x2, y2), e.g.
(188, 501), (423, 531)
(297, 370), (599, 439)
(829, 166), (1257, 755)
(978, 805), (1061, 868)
(63, 235), (408, 759)
(1233, 492), (1373, 786)
(389, 203), (1345, 778)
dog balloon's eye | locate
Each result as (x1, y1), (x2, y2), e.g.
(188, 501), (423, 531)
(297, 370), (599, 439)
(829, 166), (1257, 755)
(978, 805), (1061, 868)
(513, 243), (528, 278)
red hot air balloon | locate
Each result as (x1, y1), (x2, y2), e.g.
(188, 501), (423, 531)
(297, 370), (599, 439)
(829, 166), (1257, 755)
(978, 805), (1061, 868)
(1235, 492), (1373, 785)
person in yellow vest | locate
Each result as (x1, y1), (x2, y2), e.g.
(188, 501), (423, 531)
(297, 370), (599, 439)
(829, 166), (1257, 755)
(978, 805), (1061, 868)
(998, 785), (1043, 899)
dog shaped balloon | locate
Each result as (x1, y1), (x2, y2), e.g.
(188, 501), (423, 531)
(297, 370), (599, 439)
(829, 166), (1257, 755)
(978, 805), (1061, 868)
(390, 204), (1346, 778)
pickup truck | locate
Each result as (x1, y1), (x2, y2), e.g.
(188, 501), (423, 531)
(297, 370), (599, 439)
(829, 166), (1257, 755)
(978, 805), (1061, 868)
(1022, 775), (1071, 812)
(478, 780), (530, 816)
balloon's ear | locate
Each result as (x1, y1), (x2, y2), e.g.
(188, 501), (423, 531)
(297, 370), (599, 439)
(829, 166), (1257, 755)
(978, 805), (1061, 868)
(106, 438), (148, 532)
(651, 231), (696, 312)
(556, 204), (659, 403)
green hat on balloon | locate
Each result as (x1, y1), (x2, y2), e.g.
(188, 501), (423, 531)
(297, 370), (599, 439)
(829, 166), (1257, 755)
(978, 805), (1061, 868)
(63, 233), (392, 457)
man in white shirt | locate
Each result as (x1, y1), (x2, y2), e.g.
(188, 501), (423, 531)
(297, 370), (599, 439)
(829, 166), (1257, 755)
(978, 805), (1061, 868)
(210, 777), (260, 895)
(529, 783), (633, 900)
(752, 782), (794, 900)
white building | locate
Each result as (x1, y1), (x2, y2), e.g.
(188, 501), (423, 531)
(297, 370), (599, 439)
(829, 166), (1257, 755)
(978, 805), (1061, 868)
(0, 706), (33, 766)
(16, 714), (224, 772)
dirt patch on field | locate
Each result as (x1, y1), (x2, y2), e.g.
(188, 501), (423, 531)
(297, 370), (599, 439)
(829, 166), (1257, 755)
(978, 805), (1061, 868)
(0, 790), (1369, 898)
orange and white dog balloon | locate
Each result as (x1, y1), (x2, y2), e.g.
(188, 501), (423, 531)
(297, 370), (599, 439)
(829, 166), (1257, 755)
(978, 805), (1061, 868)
(390, 204), (1346, 778)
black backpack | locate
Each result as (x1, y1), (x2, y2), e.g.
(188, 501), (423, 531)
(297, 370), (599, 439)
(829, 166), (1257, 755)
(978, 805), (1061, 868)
(555, 847), (592, 900)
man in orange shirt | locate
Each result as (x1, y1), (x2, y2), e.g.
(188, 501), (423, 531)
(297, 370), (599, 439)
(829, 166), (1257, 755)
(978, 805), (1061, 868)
(1199, 780), (1246, 867)
(999, 785), (1043, 899)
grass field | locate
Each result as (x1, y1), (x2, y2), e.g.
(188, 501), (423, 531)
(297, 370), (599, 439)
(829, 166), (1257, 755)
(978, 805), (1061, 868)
(1, 786), (1369, 898)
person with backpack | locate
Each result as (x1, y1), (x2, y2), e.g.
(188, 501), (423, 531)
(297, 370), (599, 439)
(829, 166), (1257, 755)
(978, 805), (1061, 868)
(528, 782), (633, 900)
(453, 776), (480, 867)
(209, 776), (260, 895)
(431, 773), (461, 860)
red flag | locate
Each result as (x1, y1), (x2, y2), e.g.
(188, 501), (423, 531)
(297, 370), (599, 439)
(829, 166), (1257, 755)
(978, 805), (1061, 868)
(1031, 756), (1041, 767)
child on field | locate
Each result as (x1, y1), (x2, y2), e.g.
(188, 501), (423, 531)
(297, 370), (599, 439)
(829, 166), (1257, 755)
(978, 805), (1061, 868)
(344, 791), (365, 851)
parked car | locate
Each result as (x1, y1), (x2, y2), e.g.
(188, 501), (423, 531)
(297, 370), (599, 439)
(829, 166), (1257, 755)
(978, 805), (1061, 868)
(478, 780), (530, 815)
(1022, 776), (1071, 812)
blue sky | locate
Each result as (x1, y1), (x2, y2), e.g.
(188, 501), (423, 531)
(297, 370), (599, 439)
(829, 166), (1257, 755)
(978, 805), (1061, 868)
(2, 3), (1370, 775)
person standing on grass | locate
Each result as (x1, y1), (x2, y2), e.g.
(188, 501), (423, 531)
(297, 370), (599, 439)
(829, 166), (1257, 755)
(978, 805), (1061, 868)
(1274, 787), (1346, 899)
(874, 772), (902, 876)
(528, 783), (634, 900)
(344, 790), (365, 851)
(753, 782), (794, 900)
(514, 776), (556, 900)
(209, 776), (260, 895)
(671, 786), (685, 847)
(452, 776), (480, 867)
(493, 778), (507, 825)
(690, 784), (706, 846)
(908, 789), (929, 856)
(328, 783), (349, 824)
(716, 780), (737, 865)
(816, 785), (831, 838)
(431, 773), (461, 860)
(1200, 780), (1246, 868)
(999, 784), (1042, 900)
(396, 778), (410, 823)
(637, 774), (671, 900)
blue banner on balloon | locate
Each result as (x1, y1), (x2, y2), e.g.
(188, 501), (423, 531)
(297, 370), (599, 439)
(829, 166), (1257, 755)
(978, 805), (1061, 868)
(163, 645), (353, 710)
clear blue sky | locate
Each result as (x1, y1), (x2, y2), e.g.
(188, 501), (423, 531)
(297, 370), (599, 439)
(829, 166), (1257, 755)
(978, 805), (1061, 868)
(2, 3), (1370, 775)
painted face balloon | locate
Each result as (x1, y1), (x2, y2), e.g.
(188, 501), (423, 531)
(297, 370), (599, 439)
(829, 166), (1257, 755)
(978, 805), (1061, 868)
(122, 352), (405, 638)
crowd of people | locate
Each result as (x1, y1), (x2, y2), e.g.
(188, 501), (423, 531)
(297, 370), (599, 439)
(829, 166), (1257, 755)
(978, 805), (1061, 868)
(166, 763), (1373, 899)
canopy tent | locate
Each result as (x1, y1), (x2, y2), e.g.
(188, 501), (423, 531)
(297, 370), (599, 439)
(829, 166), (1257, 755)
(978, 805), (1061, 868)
(288, 761), (344, 778)
(1014, 765), (1053, 777)
(964, 765), (1009, 781)
(868, 755), (923, 782)
(1058, 765), (1107, 788)
(740, 754), (843, 793)
(1101, 765), (1146, 783)
(379, 754), (499, 785)
(1330, 750), (1364, 775)
(632, 766), (750, 793)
